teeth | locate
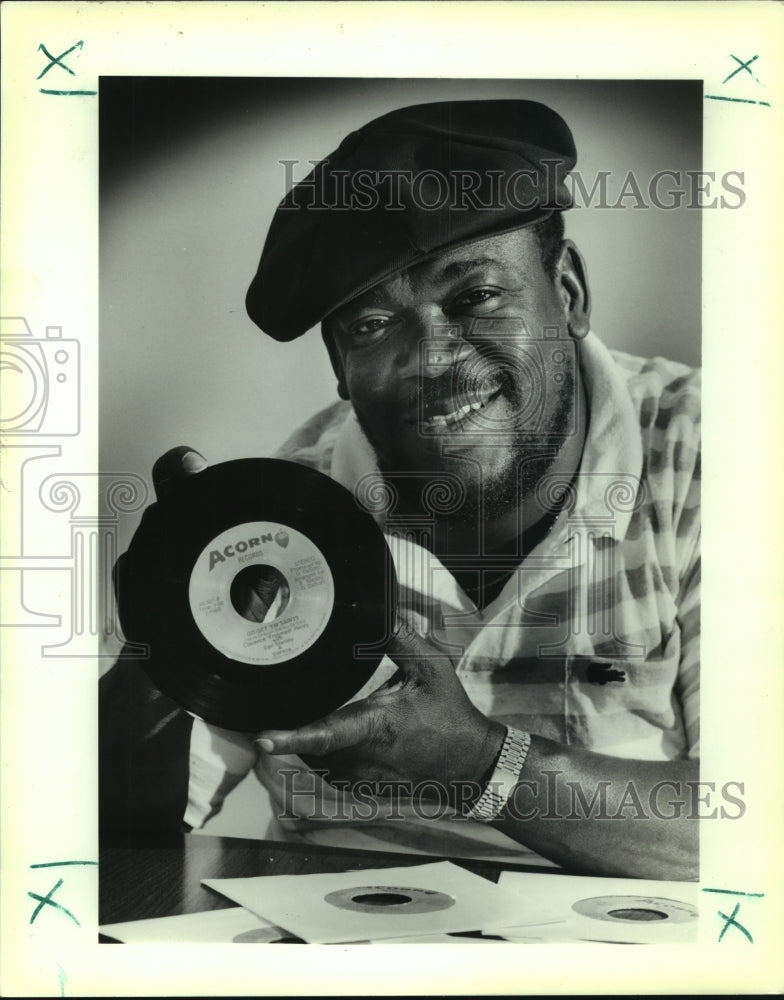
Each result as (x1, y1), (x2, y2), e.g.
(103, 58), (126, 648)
(424, 398), (487, 429)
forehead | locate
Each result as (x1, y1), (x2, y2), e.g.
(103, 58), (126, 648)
(336, 227), (542, 312)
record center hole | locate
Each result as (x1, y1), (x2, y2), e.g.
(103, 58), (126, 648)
(607, 908), (669, 922)
(230, 564), (290, 624)
(351, 892), (413, 907)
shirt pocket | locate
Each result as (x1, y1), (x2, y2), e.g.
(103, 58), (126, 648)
(564, 624), (686, 758)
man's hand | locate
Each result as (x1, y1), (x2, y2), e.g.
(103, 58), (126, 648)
(113, 446), (208, 617)
(151, 445), (210, 498)
(113, 446), (278, 623)
(257, 626), (506, 808)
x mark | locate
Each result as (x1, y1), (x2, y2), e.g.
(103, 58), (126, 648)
(28, 878), (81, 927)
(723, 54), (759, 85)
(37, 40), (84, 80)
(716, 901), (752, 943)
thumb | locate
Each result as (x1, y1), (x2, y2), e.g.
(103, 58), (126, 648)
(257, 701), (373, 757)
(385, 623), (455, 680)
(152, 446), (208, 500)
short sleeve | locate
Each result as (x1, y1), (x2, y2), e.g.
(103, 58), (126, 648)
(675, 537), (700, 760)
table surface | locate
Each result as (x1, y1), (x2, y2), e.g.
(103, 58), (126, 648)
(99, 833), (567, 927)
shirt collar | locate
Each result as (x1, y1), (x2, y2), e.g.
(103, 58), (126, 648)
(547, 330), (644, 547)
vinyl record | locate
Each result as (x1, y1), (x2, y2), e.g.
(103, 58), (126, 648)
(323, 885), (456, 915)
(571, 894), (698, 924)
(119, 458), (396, 731)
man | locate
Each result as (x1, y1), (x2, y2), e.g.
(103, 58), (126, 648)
(101, 100), (700, 879)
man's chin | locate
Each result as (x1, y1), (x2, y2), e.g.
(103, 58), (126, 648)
(376, 445), (514, 514)
(375, 430), (572, 527)
(377, 440), (493, 481)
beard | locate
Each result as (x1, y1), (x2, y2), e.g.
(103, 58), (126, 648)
(370, 367), (577, 546)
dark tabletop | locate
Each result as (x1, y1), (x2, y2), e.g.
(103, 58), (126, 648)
(99, 832), (566, 927)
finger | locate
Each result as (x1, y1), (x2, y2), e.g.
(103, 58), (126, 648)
(231, 566), (289, 623)
(240, 588), (271, 623)
(152, 446), (208, 501)
(257, 702), (373, 756)
(386, 624), (454, 679)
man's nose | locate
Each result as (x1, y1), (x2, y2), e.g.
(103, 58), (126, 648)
(397, 309), (475, 380)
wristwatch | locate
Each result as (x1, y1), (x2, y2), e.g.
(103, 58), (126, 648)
(467, 727), (532, 821)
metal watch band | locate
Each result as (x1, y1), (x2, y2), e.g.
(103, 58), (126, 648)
(467, 727), (532, 822)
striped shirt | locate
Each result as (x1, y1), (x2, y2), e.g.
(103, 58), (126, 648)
(187, 332), (701, 863)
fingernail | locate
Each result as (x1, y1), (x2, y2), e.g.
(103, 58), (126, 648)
(257, 738), (275, 752)
(181, 451), (207, 474)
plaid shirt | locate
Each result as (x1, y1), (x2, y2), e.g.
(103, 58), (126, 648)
(179, 332), (700, 862)
(229, 331), (699, 861)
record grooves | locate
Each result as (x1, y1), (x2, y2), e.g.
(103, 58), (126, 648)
(120, 458), (396, 731)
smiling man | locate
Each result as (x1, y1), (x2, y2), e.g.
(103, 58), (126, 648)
(101, 100), (701, 879)
(321, 226), (588, 559)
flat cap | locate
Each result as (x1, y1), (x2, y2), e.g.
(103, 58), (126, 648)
(246, 99), (576, 341)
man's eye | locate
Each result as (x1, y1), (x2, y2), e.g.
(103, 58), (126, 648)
(451, 288), (499, 310)
(350, 316), (391, 337)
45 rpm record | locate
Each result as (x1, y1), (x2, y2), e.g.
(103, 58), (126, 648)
(119, 458), (396, 731)
(571, 895), (698, 924)
(324, 886), (455, 915)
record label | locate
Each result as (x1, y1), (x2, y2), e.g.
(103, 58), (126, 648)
(572, 894), (698, 924)
(324, 885), (456, 915)
(188, 520), (334, 666)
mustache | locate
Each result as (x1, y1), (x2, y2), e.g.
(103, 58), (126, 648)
(409, 363), (513, 411)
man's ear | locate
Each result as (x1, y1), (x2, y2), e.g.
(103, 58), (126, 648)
(321, 324), (350, 401)
(556, 239), (591, 340)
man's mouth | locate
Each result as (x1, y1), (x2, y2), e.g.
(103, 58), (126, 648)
(416, 383), (504, 432)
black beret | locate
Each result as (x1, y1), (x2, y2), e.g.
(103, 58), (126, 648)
(246, 99), (577, 341)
